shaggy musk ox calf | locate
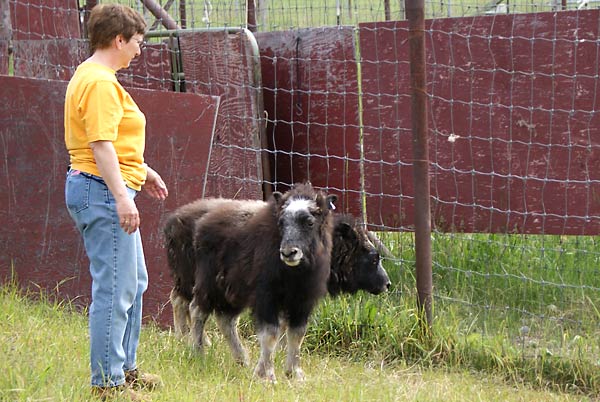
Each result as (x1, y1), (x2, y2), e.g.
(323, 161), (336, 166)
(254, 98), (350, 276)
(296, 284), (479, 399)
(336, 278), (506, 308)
(168, 183), (337, 382)
(165, 201), (391, 318)
(165, 187), (392, 381)
(327, 213), (391, 296)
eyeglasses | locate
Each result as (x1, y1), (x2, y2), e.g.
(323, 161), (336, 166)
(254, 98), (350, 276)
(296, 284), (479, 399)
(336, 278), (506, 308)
(132, 37), (146, 49)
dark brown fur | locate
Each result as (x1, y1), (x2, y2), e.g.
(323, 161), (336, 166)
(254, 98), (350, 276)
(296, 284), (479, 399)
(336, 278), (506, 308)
(167, 183), (336, 382)
(328, 213), (390, 296)
(165, 207), (391, 322)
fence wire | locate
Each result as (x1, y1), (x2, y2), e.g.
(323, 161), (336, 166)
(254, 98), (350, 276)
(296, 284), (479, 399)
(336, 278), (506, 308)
(4, 0), (600, 371)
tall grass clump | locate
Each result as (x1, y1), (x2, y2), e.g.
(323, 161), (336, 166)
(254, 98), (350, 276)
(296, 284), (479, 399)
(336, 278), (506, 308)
(302, 231), (600, 397)
(0, 276), (91, 401)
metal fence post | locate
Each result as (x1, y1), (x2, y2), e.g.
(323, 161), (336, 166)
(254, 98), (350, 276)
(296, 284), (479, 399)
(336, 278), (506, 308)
(405, 0), (433, 327)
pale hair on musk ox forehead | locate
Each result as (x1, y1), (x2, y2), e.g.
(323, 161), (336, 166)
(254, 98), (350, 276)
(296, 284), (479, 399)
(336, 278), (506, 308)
(283, 198), (316, 214)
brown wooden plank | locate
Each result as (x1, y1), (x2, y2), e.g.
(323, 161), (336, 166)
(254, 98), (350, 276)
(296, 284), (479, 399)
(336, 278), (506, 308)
(0, 75), (219, 327)
(178, 30), (263, 200)
(359, 10), (600, 234)
(255, 27), (363, 216)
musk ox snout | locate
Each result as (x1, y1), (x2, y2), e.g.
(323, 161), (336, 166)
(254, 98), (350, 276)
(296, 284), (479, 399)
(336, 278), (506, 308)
(371, 261), (391, 295)
(280, 245), (303, 266)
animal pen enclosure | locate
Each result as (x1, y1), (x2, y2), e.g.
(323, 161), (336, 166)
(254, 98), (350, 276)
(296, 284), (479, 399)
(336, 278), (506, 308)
(1, 0), (600, 389)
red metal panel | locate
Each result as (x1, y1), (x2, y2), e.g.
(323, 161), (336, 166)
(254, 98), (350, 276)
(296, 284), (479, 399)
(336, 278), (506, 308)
(178, 30), (263, 200)
(13, 40), (172, 90)
(0, 75), (219, 327)
(13, 39), (88, 80)
(10, 0), (80, 40)
(118, 43), (174, 91)
(359, 21), (414, 231)
(256, 27), (363, 216)
(360, 10), (600, 234)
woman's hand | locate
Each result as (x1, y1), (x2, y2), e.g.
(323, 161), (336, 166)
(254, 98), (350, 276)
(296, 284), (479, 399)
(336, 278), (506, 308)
(91, 140), (140, 234)
(143, 165), (168, 200)
(116, 197), (140, 234)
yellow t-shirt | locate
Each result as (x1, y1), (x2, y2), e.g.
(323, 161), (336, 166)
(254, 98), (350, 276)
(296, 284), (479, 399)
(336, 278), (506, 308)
(64, 62), (147, 191)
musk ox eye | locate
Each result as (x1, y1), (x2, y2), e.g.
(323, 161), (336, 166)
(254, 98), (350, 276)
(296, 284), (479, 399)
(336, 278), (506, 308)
(300, 214), (315, 227)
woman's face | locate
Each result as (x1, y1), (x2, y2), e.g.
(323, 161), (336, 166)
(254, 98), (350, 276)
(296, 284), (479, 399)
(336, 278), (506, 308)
(119, 33), (144, 69)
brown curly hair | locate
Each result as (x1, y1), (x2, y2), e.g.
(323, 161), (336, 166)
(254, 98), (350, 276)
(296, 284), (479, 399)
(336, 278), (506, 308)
(87, 4), (147, 53)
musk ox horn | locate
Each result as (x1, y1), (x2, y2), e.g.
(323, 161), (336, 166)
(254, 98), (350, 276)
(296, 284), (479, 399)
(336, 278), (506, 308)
(366, 230), (394, 259)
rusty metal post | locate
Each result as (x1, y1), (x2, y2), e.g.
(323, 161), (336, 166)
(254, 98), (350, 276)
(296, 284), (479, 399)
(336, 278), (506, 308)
(247, 0), (257, 32)
(384, 0), (391, 20)
(0, 0), (11, 40)
(405, 0), (433, 327)
(179, 0), (187, 29)
(140, 0), (179, 30)
(81, 1), (98, 39)
(0, 0), (11, 74)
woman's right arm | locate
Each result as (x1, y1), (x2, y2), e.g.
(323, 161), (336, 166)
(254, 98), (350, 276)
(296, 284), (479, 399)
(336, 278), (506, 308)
(90, 140), (140, 234)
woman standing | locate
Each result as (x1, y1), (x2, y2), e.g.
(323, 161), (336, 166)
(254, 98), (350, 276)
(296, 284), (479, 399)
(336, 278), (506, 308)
(64, 4), (167, 400)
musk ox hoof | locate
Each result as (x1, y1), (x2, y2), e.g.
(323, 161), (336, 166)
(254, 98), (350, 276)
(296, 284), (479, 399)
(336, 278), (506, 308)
(191, 334), (211, 352)
(285, 367), (305, 382)
(203, 334), (212, 347)
(235, 355), (250, 367)
(192, 344), (204, 354)
(254, 364), (277, 384)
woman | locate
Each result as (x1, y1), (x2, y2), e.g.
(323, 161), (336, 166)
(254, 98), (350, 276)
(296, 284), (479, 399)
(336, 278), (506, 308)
(64, 4), (167, 400)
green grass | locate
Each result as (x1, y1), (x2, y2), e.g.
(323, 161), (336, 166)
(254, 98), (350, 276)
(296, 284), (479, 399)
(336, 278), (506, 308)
(4, 231), (600, 400)
(0, 279), (593, 401)
(2, 231), (599, 399)
(300, 231), (600, 396)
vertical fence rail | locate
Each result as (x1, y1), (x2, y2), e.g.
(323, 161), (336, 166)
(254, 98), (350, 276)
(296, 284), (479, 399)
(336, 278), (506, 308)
(0, 0), (9, 75)
(0, 0), (10, 42)
(405, 0), (433, 326)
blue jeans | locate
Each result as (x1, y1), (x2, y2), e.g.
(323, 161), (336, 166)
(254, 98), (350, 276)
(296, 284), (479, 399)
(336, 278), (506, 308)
(65, 169), (148, 387)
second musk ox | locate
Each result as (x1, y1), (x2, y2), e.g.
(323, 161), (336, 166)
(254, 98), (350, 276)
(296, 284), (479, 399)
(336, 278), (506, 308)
(167, 183), (337, 382)
(164, 184), (391, 381)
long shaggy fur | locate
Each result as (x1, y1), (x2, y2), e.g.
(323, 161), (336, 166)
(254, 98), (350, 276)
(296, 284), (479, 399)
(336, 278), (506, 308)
(166, 183), (336, 382)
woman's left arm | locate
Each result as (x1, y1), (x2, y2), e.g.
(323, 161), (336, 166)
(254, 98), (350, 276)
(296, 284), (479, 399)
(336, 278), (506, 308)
(143, 164), (169, 200)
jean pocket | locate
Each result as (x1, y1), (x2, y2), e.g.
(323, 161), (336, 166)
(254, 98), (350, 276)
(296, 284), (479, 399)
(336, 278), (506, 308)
(65, 172), (90, 214)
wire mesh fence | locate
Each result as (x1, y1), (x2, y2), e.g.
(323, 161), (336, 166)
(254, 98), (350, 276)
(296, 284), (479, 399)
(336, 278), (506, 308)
(83, 0), (600, 30)
(3, 0), (600, 377)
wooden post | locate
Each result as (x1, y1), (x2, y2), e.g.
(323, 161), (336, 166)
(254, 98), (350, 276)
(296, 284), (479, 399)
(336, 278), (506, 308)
(384, 0), (391, 20)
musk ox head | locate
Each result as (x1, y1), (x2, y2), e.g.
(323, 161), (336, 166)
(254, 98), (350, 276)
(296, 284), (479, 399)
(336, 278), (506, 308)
(328, 214), (391, 296)
(272, 183), (337, 267)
